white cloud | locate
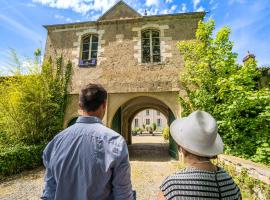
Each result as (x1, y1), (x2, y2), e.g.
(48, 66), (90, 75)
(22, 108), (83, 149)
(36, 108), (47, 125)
(180, 3), (187, 13)
(66, 18), (72, 22)
(192, 0), (201, 9)
(32, 0), (118, 15)
(54, 14), (64, 19)
(165, 0), (173, 3)
(229, 0), (246, 5)
(145, 0), (160, 7)
(160, 5), (177, 14)
(196, 6), (204, 12)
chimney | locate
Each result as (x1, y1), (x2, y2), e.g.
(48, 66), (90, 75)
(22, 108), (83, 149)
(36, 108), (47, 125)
(144, 9), (148, 16)
(243, 51), (255, 63)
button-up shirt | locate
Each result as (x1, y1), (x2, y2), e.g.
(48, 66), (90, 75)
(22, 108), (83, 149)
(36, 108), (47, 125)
(41, 116), (133, 200)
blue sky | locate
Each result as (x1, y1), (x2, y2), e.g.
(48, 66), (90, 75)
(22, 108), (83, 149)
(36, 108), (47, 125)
(0, 0), (269, 73)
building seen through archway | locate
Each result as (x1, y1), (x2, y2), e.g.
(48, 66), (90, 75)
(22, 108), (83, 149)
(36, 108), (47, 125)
(131, 109), (168, 134)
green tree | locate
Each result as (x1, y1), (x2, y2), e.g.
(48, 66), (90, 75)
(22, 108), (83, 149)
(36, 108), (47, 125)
(152, 122), (157, 131)
(177, 20), (270, 164)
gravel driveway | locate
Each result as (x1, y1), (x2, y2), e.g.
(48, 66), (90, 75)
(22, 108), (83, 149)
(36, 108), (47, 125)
(0, 136), (179, 200)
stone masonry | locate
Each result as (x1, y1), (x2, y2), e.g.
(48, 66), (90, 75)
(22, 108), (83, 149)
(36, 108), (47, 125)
(43, 1), (205, 139)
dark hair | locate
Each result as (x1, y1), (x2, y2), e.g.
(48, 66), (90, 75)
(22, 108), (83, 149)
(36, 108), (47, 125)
(79, 84), (107, 112)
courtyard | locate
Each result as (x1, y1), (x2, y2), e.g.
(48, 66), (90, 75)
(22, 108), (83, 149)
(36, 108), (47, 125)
(0, 136), (179, 200)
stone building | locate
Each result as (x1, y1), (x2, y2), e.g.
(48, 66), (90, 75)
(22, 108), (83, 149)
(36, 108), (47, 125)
(131, 109), (168, 131)
(44, 0), (204, 157)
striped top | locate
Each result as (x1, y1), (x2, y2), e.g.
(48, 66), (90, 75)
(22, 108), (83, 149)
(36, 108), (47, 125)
(160, 167), (241, 200)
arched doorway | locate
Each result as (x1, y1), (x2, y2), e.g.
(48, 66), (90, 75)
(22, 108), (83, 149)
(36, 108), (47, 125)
(111, 96), (178, 159)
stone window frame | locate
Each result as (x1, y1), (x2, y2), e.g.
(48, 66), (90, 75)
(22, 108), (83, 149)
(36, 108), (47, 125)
(72, 28), (105, 68)
(133, 24), (172, 64)
(141, 29), (161, 63)
(146, 118), (150, 125)
(80, 34), (99, 67)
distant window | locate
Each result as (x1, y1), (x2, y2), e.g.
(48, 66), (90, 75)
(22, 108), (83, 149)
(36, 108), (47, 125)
(135, 119), (139, 127)
(157, 111), (160, 115)
(142, 30), (161, 63)
(146, 109), (150, 115)
(79, 34), (98, 67)
(146, 118), (150, 125)
(157, 118), (162, 127)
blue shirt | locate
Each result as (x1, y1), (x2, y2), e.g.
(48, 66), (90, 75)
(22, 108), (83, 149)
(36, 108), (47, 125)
(41, 116), (133, 200)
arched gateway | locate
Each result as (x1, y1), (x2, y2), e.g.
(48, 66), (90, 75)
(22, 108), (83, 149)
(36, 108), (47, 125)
(43, 1), (204, 159)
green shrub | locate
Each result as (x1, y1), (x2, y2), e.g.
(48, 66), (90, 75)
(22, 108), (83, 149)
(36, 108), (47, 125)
(132, 127), (142, 136)
(0, 144), (45, 180)
(152, 123), (157, 131)
(162, 127), (170, 140)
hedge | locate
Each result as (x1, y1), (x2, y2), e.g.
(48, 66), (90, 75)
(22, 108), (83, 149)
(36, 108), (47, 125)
(0, 144), (45, 180)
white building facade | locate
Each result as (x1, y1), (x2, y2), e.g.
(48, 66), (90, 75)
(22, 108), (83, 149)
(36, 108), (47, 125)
(131, 109), (168, 131)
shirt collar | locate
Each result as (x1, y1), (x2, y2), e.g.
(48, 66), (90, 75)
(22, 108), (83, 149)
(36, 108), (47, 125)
(76, 116), (103, 124)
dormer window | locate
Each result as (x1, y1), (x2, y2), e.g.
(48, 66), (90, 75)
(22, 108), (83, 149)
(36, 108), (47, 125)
(142, 30), (161, 63)
(79, 35), (98, 67)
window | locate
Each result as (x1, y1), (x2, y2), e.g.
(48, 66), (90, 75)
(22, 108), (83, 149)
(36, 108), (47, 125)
(157, 111), (160, 115)
(142, 30), (161, 63)
(146, 109), (150, 115)
(146, 119), (150, 125)
(157, 118), (162, 127)
(135, 119), (139, 127)
(79, 35), (98, 67)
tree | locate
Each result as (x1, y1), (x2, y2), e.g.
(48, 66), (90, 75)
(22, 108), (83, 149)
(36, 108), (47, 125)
(0, 55), (72, 145)
(152, 122), (157, 132)
(177, 20), (270, 164)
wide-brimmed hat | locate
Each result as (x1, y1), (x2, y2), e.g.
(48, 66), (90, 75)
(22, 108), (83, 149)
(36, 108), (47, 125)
(170, 111), (224, 157)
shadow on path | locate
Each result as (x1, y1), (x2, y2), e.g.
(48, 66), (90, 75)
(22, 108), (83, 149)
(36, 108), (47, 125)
(128, 143), (172, 162)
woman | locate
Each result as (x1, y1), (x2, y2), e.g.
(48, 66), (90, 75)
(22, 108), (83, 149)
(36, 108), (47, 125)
(158, 111), (241, 200)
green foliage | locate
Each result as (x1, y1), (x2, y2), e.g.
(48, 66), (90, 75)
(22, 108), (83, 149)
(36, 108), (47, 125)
(0, 56), (72, 145)
(162, 127), (170, 140)
(177, 19), (270, 165)
(0, 144), (45, 180)
(218, 161), (270, 200)
(152, 122), (157, 131)
(132, 127), (142, 136)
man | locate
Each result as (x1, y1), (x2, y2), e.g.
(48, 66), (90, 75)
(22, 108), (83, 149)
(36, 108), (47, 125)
(41, 83), (133, 200)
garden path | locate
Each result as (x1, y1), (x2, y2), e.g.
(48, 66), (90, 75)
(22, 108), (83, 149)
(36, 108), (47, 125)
(0, 136), (179, 200)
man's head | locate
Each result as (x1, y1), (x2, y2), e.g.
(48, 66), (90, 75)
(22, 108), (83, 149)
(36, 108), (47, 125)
(79, 84), (107, 119)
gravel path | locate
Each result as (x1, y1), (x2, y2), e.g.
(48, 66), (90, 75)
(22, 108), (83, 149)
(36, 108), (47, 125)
(0, 136), (179, 200)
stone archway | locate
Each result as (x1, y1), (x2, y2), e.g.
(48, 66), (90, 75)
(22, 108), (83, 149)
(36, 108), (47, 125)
(110, 95), (179, 158)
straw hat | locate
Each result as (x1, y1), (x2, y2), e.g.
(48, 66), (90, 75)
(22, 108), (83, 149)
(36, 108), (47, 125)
(170, 111), (224, 157)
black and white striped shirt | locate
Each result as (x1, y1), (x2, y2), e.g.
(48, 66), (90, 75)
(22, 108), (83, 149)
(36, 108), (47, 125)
(160, 167), (241, 200)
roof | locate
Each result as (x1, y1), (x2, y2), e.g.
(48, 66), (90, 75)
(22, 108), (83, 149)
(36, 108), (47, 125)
(43, 1), (205, 29)
(97, 0), (141, 21)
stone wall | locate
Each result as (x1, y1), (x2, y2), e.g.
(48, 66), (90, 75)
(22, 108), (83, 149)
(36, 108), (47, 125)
(219, 154), (270, 184)
(44, 13), (203, 94)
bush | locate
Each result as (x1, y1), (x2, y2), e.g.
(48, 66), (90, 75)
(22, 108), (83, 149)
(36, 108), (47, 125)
(162, 127), (170, 140)
(152, 123), (157, 131)
(0, 56), (72, 145)
(132, 128), (142, 136)
(0, 144), (45, 180)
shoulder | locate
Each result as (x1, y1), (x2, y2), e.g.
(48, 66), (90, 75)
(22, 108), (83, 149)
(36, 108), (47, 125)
(97, 125), (126, 146)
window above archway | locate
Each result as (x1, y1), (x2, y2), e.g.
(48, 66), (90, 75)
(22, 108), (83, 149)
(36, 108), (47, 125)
(79, 34), (99, 67)
(141, 30), (161, 63)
